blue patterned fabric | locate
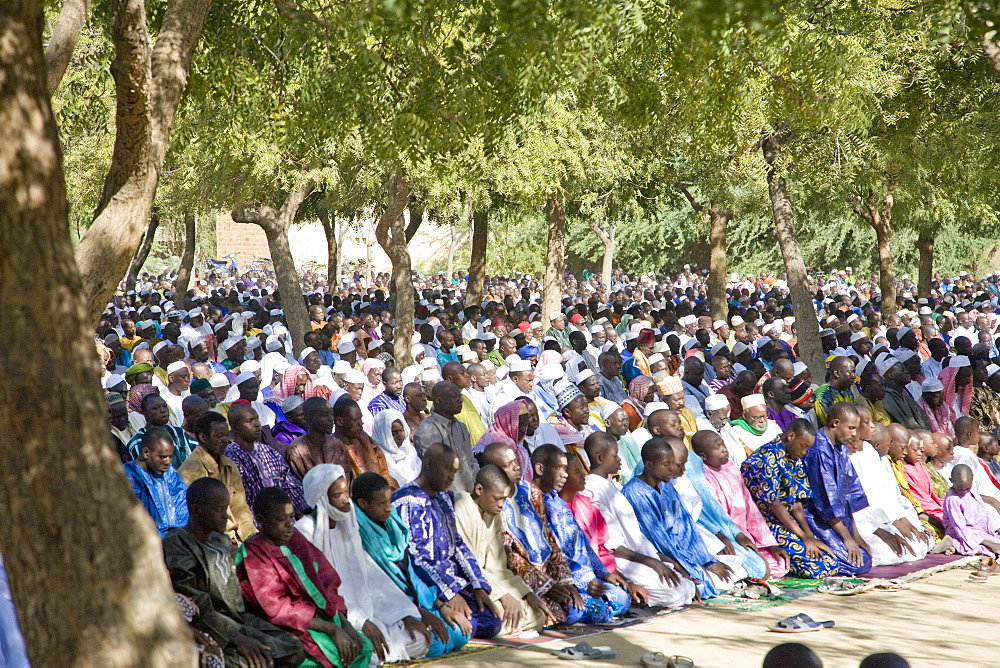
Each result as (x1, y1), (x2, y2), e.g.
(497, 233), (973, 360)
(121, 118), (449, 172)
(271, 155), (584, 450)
(541, 491), (629, 623)
(741, 439), (840, 578)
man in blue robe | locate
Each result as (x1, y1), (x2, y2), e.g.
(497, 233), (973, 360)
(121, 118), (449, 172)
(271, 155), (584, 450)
(532, 445), (632, 622)
(124, 427), (189, 536)
(623, 437), (735, 599)
(801, 401), (873, 576)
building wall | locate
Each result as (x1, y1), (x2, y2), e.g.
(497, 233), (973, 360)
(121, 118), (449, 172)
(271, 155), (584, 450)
(214, 211), (271, 263)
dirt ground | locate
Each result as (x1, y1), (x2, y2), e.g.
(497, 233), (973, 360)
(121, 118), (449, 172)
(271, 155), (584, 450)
(438, 567), (999, 668)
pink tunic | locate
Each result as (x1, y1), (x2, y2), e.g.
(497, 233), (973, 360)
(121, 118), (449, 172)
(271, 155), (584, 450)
(703, 460), (788, 578)
(567, 493), (618, 572)
(903, 460), (943, 518)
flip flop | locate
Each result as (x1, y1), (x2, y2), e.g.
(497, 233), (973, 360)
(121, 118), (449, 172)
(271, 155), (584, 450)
(770, 613), (834, 633)
(968, 574), (988, 583)
(641, 653), (667, 668)
(792, 613), (835, 628)
(554, 642), (617, 660)
(668, 657), (695, 668)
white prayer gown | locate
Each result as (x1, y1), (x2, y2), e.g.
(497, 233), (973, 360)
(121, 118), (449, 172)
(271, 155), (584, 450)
(582, 474), (696, 607)
(849, 443), (929, 566)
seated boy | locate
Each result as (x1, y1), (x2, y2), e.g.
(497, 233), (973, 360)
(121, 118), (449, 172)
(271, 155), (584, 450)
(943, 464), (1000, 557)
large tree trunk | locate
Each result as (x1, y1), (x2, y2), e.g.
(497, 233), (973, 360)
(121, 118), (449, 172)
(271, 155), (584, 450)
(762, 130), (825, 381)
(466, 208), (488, 307)
(74, 0), (212, 325)
(0, 4), (196, 664)
(232, 184), (313, 357)
(173, 212), (196, 297)
(916, 228), (935, 298)
(375, 173), (414, 367)
(124, 212), (161, 292)
(854, 194), (896, 314)
(677, 185), (731, 323)
(543, 191), (567, 318)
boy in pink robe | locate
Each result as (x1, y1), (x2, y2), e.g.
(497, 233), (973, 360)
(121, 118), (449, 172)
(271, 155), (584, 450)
(694, 431), (790, 578)
(944, 464), (1000, 556)
(902, 434), (944, 520)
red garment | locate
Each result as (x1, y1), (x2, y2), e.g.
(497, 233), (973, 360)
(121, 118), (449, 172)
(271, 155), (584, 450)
(237, 530), (346, 668)
(719, 385), (744, 421)
(903, 460), (943, 519)
(566, 493), (617, 572)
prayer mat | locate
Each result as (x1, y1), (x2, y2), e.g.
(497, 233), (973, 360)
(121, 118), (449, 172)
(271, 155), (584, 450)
(863, 553), (974, 582)
(478, 606), (693, 648)
(392, 643), (497, 666)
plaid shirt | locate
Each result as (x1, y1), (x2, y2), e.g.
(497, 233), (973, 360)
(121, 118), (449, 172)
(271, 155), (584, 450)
(225, 441), (307, 515)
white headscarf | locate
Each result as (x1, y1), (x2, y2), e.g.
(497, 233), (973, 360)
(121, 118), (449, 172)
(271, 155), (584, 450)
(370, 409), (422, 487)
(260, 351), (286, 389)
(298, 465), (371, 627)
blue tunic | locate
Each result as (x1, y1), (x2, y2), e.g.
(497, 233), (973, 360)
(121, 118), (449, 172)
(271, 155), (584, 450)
(123, 461), (189, 536)
(622, 477), (722, 598)
(801, 428), (872, 576)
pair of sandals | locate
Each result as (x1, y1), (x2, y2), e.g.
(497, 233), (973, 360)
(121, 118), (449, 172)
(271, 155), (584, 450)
(553, 642), (694, 667)
(816, 577), (866, 596)
(641, 652), (694, 668)
(770, 612), (835, 633)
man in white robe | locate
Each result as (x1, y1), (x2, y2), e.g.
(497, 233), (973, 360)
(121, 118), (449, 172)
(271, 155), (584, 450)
(296, 465), (431, 664)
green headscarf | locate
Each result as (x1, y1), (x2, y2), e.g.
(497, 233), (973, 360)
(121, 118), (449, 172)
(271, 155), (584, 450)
(124, 362), (154, 385)
(731, 417), (766, 437)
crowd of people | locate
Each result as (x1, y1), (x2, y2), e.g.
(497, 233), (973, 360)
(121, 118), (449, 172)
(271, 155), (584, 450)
(6, 260), (1000, 668)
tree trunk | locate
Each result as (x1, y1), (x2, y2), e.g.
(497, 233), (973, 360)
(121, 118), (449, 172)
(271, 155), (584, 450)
(543, 191), (567, 319)
(916, 228), (935, 298)
(173, 212), (196, 298)
(445, 220), (458, 280)
(708, 210), (729, 323)
(74, 0), (212, 326)
(676, 184), (731, 323)
(587, 219), (617, 290)
(761, 130), (825, 381)
(0, 4), (196, 664)
(124, 212), (161, 292)
(321, 215), (339, 289)
(375, 173), (414, 367)
(232, 184), (313, 357)
(44, 0), (92, 95)
(466, 208), (488, 307)
(872, 199), (896, 314)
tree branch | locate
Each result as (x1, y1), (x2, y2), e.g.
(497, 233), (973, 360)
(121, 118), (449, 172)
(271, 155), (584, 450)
(44, 0), (92, 95)
(588, 219), (612, 246)
(675, 183), (705, 213)
(232, 202), (278, 231)
(277, 182), (315, 228)
(375, 173), (412, 262)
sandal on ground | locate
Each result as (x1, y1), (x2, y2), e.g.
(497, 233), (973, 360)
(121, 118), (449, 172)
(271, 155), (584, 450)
(668, 657), (695, 668)
(968, 574), (989, 583)
(554, 642), (616, 660)
(641, 653), (667, 668)
(817, 577), (865, 595)
(770, 613), (835, 633)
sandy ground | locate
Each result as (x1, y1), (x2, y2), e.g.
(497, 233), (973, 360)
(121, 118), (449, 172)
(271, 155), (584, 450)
(439, 567), (1000, 668)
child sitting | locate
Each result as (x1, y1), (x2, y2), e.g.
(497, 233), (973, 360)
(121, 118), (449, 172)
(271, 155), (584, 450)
(943, 464), (1000, 557)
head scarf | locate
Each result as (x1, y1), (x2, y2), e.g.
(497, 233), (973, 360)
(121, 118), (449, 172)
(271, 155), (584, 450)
(127, 383), (158, 413)
(360, 357), (386, 390)
(627, 375), (654, 411)
(124, 362), (154, 386)
(538, 350), (563, 366)
(260, 351), (286, 388)
(474, 399), (533, 482)
(939, 364), (972, 418)
(370, 409), (421, 487)
(272, 364), (315, 402)
(530, 364), (563, 418)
